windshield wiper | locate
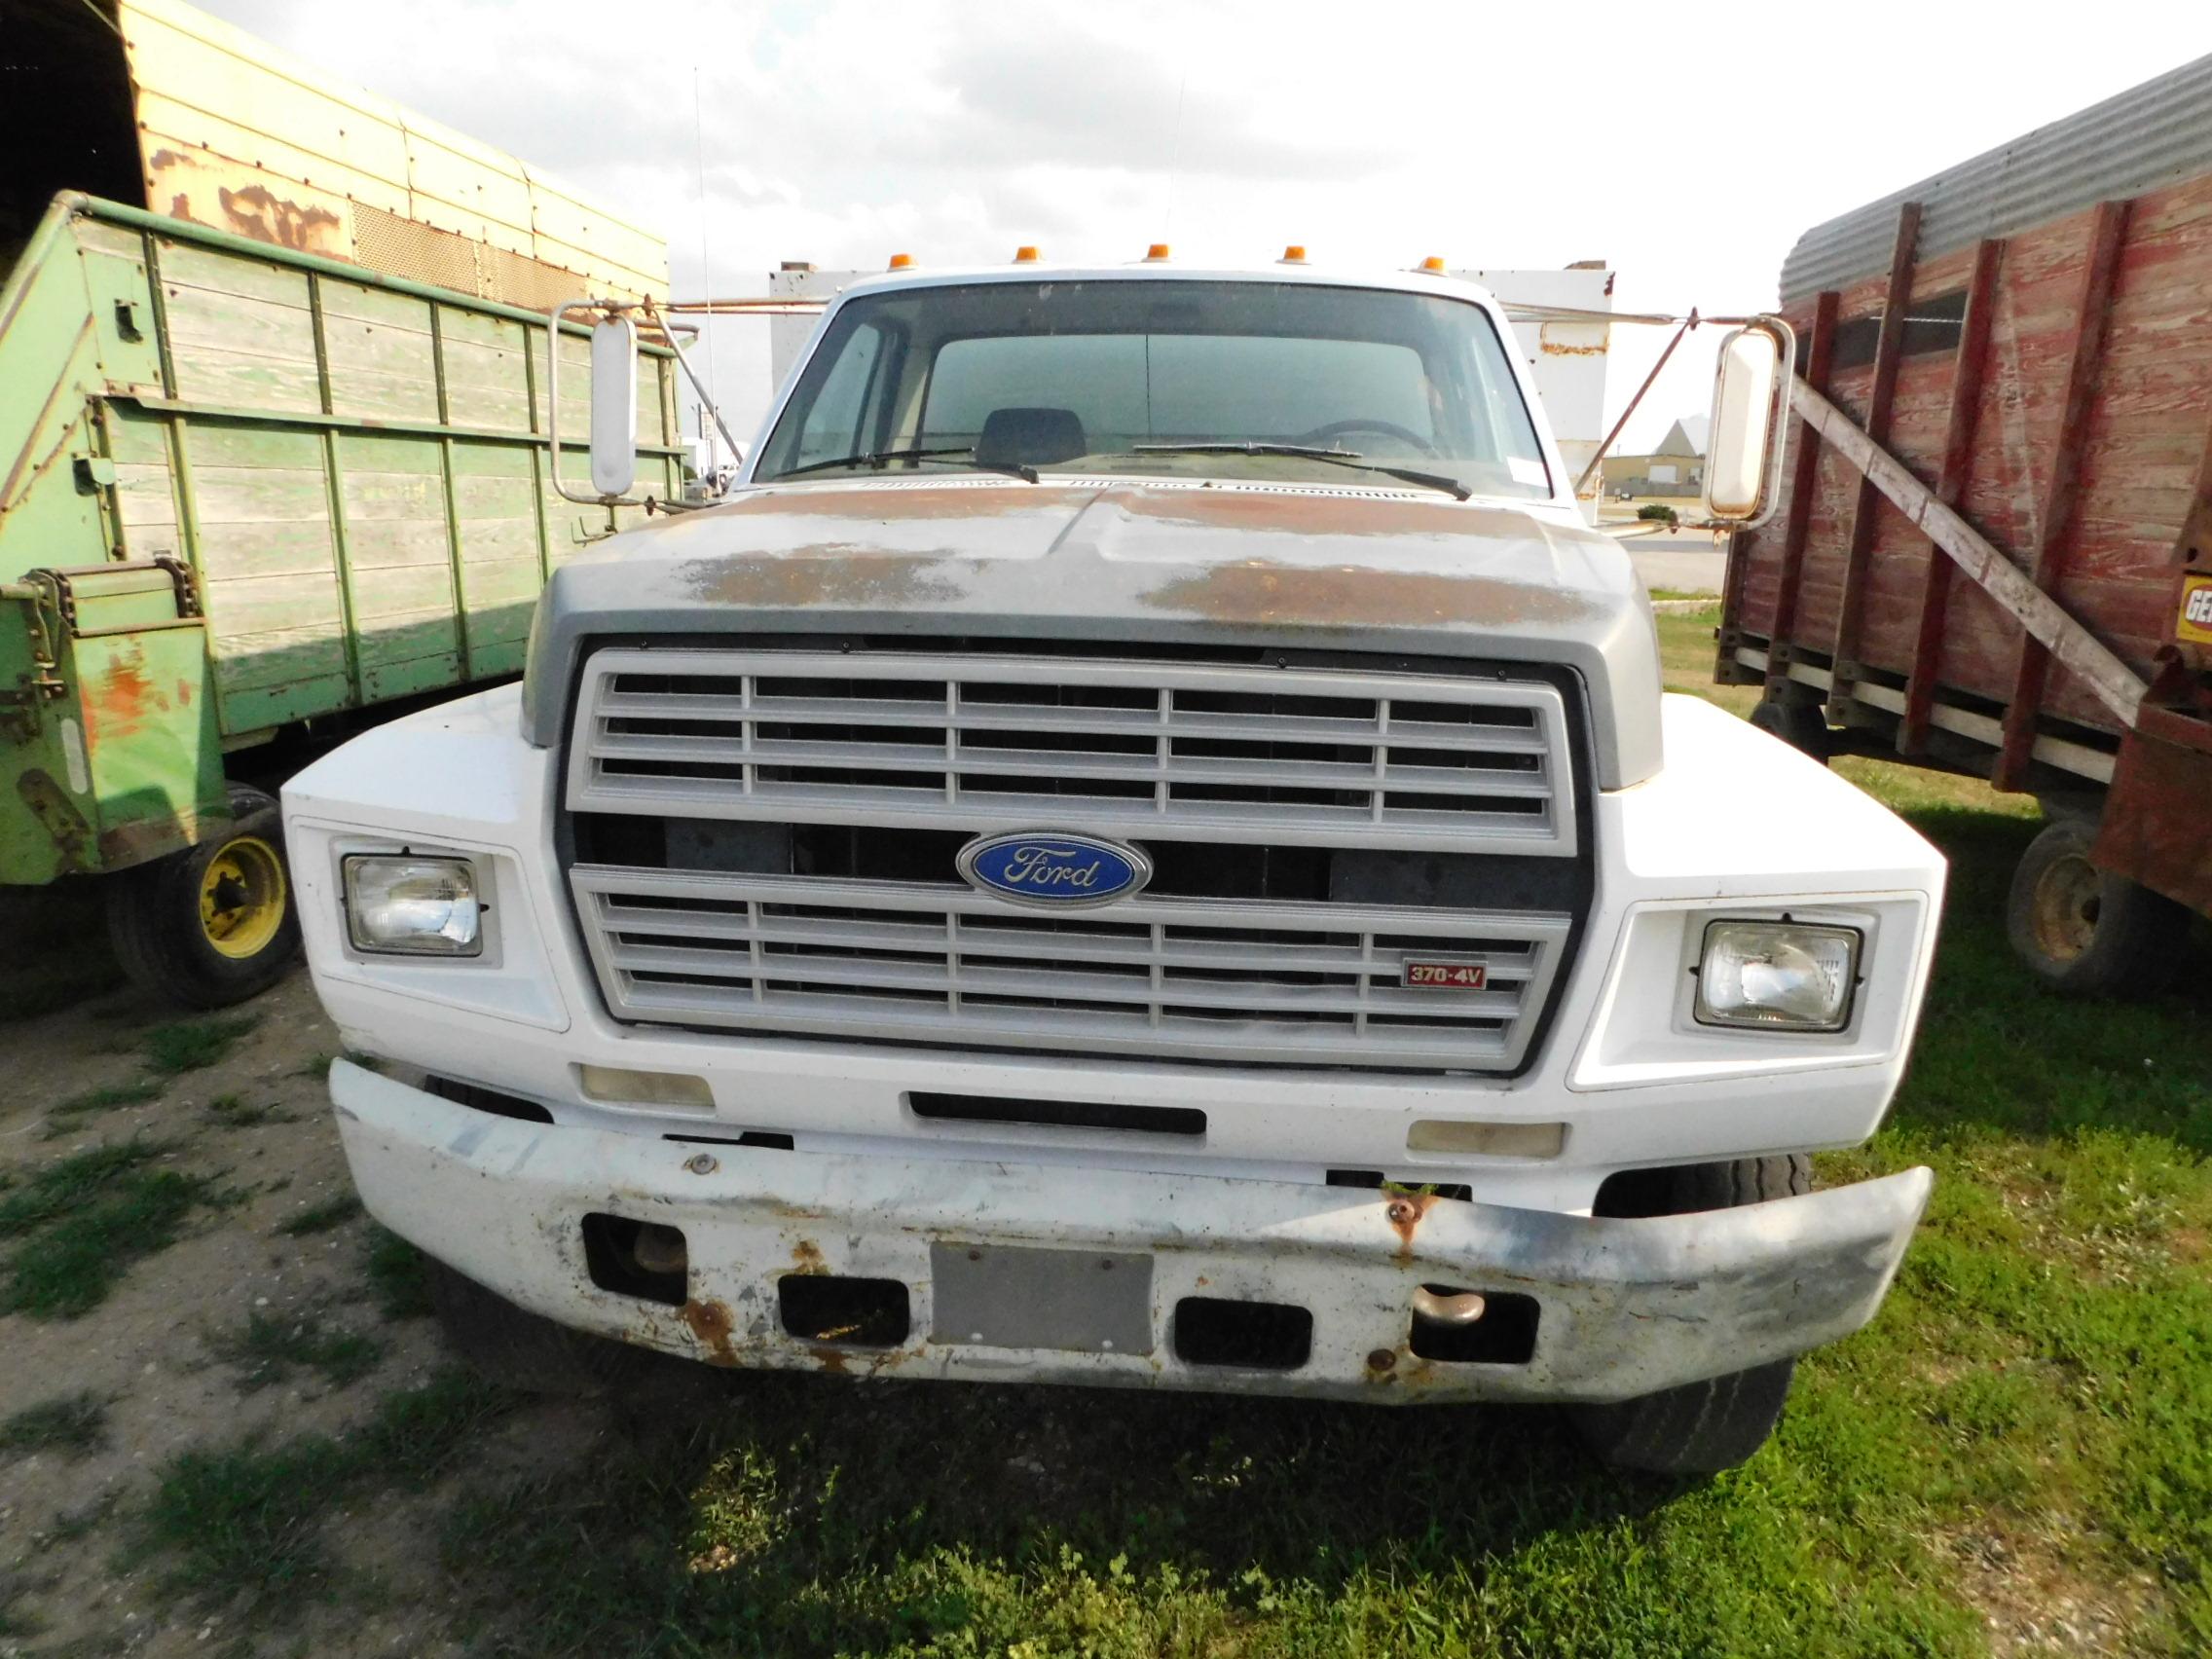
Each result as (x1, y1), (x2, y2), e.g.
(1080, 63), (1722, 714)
(772, 446), (1039, 484)
(1128, 442), (1471, 500)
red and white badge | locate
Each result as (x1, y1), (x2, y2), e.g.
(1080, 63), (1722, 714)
(1402, 961), (1489, 989)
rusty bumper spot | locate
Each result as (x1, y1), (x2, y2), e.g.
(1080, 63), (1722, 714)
(681, 1298), (739, 1366)
(1384, 1192), (1440, 1258)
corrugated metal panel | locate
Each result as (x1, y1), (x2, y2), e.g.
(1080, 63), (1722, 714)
(1781, 54), (2212, 303)
(116, 0), (666, 300)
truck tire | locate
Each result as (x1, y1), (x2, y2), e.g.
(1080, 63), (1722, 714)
(1748, 695), (1829, 760)
(424, 1256), (651, 1396)
(1569, 1155), (1812, 1475)
(2006, 818), (2189, 998)
(106, 783), (303, 1009)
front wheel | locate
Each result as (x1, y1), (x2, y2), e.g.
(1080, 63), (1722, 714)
(1569, 1156), (1811, 1475)
(2005, 818), (2189, 998)
(106, 783), (302, 1008)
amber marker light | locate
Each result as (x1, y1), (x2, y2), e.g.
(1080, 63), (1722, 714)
(887, 252), (914, 269)
(1279, 244), (1309, 264)
(1014, 245), (1041, 262)
(1145, 242), (1172, 261)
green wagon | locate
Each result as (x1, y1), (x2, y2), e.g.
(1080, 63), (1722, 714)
(4, 0), (683, 1004)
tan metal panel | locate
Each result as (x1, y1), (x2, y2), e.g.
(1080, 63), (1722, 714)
(119, 0), (666, 300)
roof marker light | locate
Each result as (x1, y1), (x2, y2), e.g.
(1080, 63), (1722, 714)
(1145, 242), (1171, 262)
(1419, 255), (1448, 273)
(887, 252), (914, 270)
(1279, 244), (1308, 264)
(1014, 244), (1041, 263)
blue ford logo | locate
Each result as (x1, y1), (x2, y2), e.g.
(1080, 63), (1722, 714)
(956, 830), (1152, 908)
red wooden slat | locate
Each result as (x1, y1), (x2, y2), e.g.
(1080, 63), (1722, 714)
(1996, 199), (2131, 788)
(1899, 238), (2004, 755)
(1759, 290), (1838, 697)
(1828, 202), (1923, 706)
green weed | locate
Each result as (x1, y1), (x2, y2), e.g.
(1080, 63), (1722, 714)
(0, 1391), (109, 1460)
(139, 1014), (259, 1076)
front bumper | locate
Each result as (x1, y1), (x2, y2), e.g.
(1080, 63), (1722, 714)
(333, 1062), (1931, 1404)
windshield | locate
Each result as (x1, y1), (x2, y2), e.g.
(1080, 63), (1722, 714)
(754, 279), (1554, 500)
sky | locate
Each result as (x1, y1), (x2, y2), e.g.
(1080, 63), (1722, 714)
(199, 0), (2208, 456)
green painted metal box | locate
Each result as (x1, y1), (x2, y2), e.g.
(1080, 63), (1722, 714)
(0, 195), (682, 885)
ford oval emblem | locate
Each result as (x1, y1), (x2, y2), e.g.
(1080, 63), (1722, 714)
(956, 830), (1152, 908)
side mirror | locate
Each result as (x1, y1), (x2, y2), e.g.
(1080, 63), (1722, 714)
(589, 314), (639, 498)
(1702, 318), (1794, 526)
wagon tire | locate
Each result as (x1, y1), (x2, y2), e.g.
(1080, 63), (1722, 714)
(1569, 1155), (1811, 1475)
(106, 783), (301, 1009)
(424, 1256), (653, 1396)
(2005, 818), (2189, 999)
(1749, 695), (1829, 761)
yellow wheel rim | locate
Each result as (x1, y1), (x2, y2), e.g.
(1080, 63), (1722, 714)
(199, 834), (287, 960)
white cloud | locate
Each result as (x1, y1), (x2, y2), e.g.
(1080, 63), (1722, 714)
(199, 0), (2201, 449)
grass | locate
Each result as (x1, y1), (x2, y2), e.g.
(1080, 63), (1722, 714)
(0, 1391), (109, 1460)
(139, 1014), (259, 1076)
(207, 1309), (382, 1393)
(364, 1226), (432, 1319)
(0, 1141), (213, 1317)
(138, 1367), (512, 1605)
(275, 1194), (363, 1237)
(54, 1079), (165, 1116)
(205, 1091), (300, 1128)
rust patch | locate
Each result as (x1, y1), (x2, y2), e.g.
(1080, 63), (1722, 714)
(1539, 340), (1609, 356)
(1364, 1346), (1398, 1378)
(96, 811), (197, 868)
(682, 550), (971, 610)
(86, 650), (167, 741)
(166, 194), (201, 225)
(790, 1239), (828, 1275)
(215, 185), (343, 254)
(808, 1345), (849, 1376)
(731, 482), (1094, 520)
(1144, 561), (1598, 630)
(17, 771), (93, 870)
(1383, 1192), (1439, 1258)
(1113, 486), (1526, 539)
(681, 1298), (739, 1366)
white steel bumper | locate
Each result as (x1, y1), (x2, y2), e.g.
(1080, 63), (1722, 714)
(334, 1061), (1932, 1405)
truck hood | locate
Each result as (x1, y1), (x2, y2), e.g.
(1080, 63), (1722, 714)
(522, 479), (1663, 789)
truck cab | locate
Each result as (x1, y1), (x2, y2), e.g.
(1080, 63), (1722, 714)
(286, 257), (1942, 1474)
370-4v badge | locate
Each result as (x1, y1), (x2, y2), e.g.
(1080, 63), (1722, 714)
(957, 831), (1153, 908)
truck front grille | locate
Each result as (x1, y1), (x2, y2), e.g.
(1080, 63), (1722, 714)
(568, 649), (1577, 854)
(564, 648), (1584, 1073)
(570, 868), (1570, 1071)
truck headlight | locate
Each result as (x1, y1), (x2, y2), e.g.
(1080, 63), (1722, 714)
(344, 856), (483, 957)
(1694, 920), (1859, 1031)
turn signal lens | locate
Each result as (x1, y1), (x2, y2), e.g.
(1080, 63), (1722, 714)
(343, 856), (482, 957)
(1279, 243), (1308, 264)
(1013, 244), (1040, 262)
(1419, 255), (1448, 273)
(887, 252), (914, 270)
(577, 1065), (715, 1112)
(1694, 920), (1860, 1032)
(1145, 242), (1171, 261)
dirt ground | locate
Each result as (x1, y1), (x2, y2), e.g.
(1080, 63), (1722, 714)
(0, 959), (604, 1659)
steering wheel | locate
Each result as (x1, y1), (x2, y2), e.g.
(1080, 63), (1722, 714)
(1292, 418), (1438, 457)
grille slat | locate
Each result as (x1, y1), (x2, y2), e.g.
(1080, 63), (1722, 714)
(570, 651), (1577, 854)
(572, 866), (1568, 1071)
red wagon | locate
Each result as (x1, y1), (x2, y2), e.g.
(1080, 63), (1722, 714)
(1719, 53), (2212, 995)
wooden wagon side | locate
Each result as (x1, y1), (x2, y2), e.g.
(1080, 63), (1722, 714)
(1717, 54), (2212, 994)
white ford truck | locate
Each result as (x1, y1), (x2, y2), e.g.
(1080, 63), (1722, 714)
(285, 258), (1941, 1473)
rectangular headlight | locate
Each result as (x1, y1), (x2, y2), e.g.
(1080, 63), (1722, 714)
(1694, 920), (1859, 1032)
(344, 856), (482, 957)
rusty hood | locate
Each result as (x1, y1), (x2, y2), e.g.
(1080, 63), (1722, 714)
(522, 479), (1664, 788)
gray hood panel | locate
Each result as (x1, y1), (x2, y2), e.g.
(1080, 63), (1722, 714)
(522, 480), (1663, 789)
